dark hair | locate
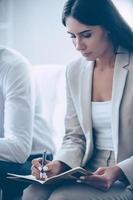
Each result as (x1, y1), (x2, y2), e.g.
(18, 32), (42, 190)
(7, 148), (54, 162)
(62, 0), (133, 51)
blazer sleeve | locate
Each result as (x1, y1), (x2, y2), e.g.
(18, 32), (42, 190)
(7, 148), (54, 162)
(54, 65), (86, 168)
(117, 156), (133, 187)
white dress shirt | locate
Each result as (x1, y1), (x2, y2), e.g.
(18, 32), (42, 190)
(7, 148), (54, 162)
(0, 46), (55, 163)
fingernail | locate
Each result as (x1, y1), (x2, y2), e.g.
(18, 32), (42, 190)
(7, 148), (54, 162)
(40, 172), (43, 179)
(42, 173), (47, 179)
(43, 166), (48, 171)
(38, 166), (42, 171)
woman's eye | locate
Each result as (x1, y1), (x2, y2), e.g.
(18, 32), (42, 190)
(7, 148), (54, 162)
(82, 33), (92, 38)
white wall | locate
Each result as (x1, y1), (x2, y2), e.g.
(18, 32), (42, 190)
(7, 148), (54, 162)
(1, 0), (133, 65)
(0, 0), (13, 46)
(113, 0), (133, 28)
(12, 0), (79, 65)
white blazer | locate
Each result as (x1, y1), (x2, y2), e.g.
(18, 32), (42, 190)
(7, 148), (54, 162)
(54, 47), (133, 187)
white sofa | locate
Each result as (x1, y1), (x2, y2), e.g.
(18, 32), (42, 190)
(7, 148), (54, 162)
(33, 64), (66, 151)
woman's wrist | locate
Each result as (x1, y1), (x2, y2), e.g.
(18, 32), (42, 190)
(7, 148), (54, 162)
(55, 160), (71, 173)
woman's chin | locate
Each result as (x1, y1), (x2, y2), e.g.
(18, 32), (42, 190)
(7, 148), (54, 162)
(84, 56), (95, 61)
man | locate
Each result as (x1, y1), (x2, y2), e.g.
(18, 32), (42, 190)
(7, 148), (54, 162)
(0, 46), (55, 199)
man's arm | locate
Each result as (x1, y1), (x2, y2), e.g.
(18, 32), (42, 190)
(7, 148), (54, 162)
(0, 59), (35, 163)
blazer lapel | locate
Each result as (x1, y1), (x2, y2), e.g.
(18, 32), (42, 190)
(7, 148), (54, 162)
(111, 48), (130, 160)
(79, 61), (95, 165)
(79, 61), (94, 134)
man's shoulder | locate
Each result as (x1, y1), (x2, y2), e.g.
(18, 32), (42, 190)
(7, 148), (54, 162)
(0, 45), (31, 69)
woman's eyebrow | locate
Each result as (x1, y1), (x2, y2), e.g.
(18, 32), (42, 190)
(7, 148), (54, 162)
(67, 29), (92, 35)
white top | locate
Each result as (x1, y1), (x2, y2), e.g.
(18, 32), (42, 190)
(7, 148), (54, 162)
(91, 101), (114, 150)
(0, 46), (55, 163)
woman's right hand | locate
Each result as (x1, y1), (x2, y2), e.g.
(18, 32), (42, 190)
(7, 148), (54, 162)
(31, 159), (69, 180)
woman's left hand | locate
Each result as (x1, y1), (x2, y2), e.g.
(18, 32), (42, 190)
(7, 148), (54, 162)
(78, 166), (125, 191)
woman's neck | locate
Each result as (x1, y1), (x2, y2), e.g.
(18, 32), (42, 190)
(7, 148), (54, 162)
(95, 45), (116, 70)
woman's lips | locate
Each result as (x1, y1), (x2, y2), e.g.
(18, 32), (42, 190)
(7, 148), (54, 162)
(82, 52), (92, 57)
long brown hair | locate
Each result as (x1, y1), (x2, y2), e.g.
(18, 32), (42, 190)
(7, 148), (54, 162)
(62, 0), (133, 51)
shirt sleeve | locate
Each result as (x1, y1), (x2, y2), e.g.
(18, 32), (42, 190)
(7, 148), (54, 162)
(0, 59), (35, 163)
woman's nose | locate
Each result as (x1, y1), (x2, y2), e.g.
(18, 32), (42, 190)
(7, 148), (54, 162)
(74, 38), (85, 51)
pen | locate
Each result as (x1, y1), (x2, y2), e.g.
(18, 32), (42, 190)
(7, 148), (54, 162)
(40, 150), (47, 179)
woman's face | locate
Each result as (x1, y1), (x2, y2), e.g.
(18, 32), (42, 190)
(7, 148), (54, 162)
(66, 17), (113, 61)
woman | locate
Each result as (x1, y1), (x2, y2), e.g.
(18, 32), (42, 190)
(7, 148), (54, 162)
(22, 0), (133, 199)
